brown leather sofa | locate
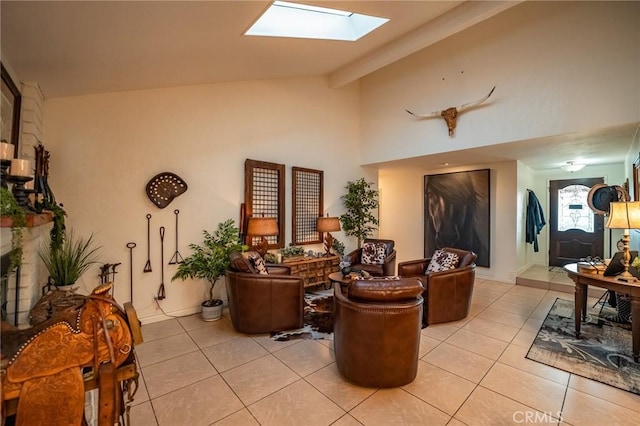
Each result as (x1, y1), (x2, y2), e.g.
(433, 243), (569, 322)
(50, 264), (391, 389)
(225, 252), (304, 334)
(333, 277), (424, 388)
(398, 247), (477, 326)
(344, 238), (397, 277)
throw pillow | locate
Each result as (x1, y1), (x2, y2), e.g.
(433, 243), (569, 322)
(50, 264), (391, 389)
(248, 252), (269, 275)
(229, 252), (253, 273)
(426, 249), (459, 273)
(361, 242), (387, 265)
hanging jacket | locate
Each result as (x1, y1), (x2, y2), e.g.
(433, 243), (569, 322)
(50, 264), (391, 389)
(526, 190), (546, 252)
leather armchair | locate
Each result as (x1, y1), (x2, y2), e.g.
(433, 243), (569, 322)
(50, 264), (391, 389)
(398, 247), (477, 326)
(345, 238), (397, 276)
(334, 277), (423, 388)
(225, 252), (304, 334)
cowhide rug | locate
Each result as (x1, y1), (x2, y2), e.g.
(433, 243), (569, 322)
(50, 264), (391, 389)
(271, 289), (334, 341)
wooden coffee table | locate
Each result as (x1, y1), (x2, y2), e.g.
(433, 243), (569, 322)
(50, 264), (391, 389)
(328, 271), (352, 288)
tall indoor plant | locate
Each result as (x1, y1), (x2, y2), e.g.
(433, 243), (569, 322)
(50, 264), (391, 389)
(172, 219), (245, 321)
(38, 229), (102, 289)
(339, 177), (379, 248)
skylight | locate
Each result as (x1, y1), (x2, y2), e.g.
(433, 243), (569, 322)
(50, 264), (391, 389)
(245, 1), (389, 41)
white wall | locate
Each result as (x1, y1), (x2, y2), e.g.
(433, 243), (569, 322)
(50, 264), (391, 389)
(516, 161), (535, 274)
(43, 76), (362, 323)
(360, 1), (639, 164)
(377, 167), (424, 259)
(366, 1), (638, 283)
(379, 160), (518, 283)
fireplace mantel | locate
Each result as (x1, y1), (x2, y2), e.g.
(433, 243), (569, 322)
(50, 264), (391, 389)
(0, 211), (54, 228)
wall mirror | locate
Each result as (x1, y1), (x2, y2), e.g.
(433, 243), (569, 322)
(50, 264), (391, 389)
(633, 154), (640, 201)
(1, 64), (21, 154)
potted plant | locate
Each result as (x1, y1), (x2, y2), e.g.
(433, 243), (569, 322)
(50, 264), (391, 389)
(281, 245), (305, 259)
(38, 229), (102, 290)
(0, 187), (27, 271)
(172, 219), (245, 321)
(339, 177), (379, 248)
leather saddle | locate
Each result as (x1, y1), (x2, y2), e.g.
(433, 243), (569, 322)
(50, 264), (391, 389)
(1, 284), (142, 426)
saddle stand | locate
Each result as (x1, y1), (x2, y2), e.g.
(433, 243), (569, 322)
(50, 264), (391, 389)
(1, 284), (143, 426)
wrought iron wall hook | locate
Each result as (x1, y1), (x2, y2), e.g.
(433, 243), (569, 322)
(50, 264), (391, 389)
(99, 263), (112, 284)
(157, 226), (166, 300)
(126, 242), (136, 303)
(110, 263), (121, 283)
(169, 209), (184, 265)
(143, 214), (152, 273)
(110, 263), (121, 297)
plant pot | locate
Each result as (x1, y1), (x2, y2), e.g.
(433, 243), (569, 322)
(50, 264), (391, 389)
(55, 284), (79, 292)
(201, 299), (223, 321)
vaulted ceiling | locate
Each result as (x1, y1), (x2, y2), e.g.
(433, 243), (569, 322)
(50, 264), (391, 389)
(1, 1), (637, 171)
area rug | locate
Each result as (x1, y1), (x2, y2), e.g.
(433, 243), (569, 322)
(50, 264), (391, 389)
(526, 297), (640, 395)
(270, 289), (334, 341)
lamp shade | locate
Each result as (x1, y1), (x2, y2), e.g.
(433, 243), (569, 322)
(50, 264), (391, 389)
(317, 216), (341, 233)
(246, 217), (279, 236)
(606, 202), (640, 229)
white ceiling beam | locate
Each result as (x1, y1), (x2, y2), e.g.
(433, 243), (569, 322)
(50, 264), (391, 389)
(328, 0), (523, 88)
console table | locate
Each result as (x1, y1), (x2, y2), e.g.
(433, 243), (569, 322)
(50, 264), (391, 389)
(564, 263), (640, 362)
(282, 255), (339, 288)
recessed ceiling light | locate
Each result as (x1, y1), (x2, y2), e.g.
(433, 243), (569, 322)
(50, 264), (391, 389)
(245, 1), (389, 41)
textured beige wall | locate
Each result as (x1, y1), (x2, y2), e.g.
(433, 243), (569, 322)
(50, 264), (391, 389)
(43, 76), (362, 323)
(366, 1), (637, 281)
(359, 1), (639, 164)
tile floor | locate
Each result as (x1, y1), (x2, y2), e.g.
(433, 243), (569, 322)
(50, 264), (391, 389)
(130, 267), (640, 425)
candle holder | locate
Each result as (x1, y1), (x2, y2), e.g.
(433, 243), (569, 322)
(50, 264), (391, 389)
(6, 175), (36, 213)
(0, 159), (10, 189)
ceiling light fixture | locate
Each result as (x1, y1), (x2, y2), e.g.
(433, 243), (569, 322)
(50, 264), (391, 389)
(245, 1), (389, 41)
(561, 161), (586, 173)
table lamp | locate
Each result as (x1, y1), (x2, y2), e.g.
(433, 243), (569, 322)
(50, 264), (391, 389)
(606, 201), (640, 281)
(317, 215), (341, 256)
(246, 216), (279, 258)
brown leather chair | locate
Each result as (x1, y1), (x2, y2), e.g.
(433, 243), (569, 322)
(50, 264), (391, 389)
(333, 277), (423, 388)
(345, 238), (397, 276)
(225, 252), (304, 334)
(398, 247), (477, 326)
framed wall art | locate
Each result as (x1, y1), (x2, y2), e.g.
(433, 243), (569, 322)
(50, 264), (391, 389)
(424, 168), (490, 267)
(292, 167), (323, 245)
(243, 159), (285, 248)
(1, 64), (21, 154)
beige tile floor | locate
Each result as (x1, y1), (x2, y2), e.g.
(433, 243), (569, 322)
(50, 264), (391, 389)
(130, 267), (640, 425)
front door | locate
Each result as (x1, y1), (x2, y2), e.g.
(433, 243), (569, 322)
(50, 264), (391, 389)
(549, 178), (604, 266)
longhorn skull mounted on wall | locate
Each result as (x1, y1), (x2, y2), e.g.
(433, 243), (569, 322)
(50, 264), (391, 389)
(406, 86), (496, 137)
